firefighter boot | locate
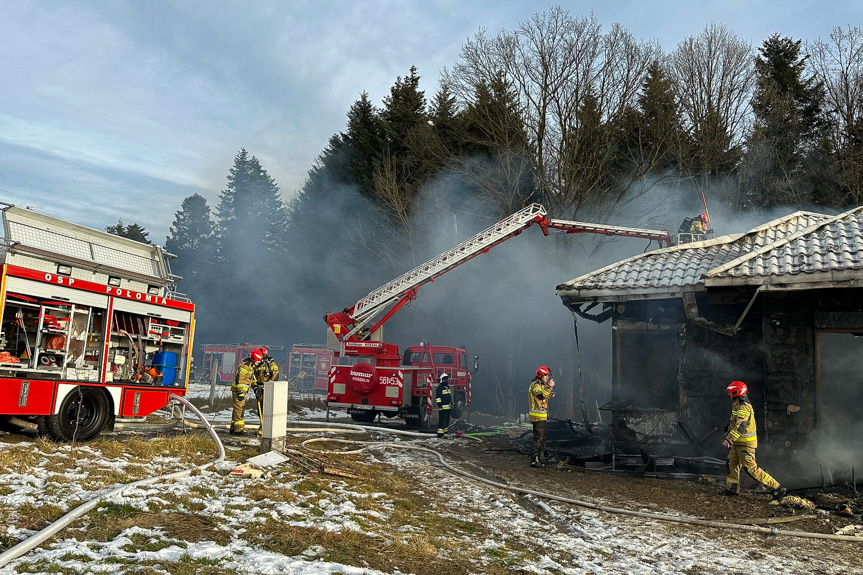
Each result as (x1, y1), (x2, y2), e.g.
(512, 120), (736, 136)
(540, 451), (557, 464)
(771, 486), (787, 500)
(530, 455), (545, 468)
(720, 488), (739, 496)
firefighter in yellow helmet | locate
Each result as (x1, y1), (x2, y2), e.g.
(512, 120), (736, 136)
(528, 365), (555, 468)
(231, 349), (263, 435)
(722, 380), (786, 499)
(252, 346), (280, 437)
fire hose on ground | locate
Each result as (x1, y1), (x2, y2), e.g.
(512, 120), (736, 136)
(0, 395), (225, 569)
(300, 436), (863, 543)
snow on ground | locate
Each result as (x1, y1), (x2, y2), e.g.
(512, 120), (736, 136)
(1, 383), (860, 574)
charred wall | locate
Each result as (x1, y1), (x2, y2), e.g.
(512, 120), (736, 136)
(762, 288), (863, 468)
(610, 290), (765, 458)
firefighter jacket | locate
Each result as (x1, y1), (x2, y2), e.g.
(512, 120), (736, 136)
(255, 359), (279, 385)
(435, 382), (452, 410)
(528, 377), (553, 422)
(232, 359), (257, 394)
(725, 396), (758, 448)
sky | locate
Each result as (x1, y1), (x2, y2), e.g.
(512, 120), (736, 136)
(0, 0), (861, 243)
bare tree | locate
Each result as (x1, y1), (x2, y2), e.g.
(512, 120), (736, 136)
(443, 8), (658, 218)
(667, 22), (755, 182)
(808, 25), (863, 204)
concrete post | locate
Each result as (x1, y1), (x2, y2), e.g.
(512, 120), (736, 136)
(208, 358), (219, 410)
(259, 379), (287, 452)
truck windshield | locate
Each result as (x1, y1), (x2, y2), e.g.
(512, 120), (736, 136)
(403, 350), (428, 365)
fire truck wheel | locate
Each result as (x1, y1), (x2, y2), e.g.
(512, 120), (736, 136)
(417, 401), (430, 430)
(45, 386), (110, 442)
(350, 410), (377, 423)
(451, 393), (467, 419)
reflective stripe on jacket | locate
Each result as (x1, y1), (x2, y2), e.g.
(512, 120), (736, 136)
(528, 378), (552, 422)
(232, 360), (257, 393)
(725, 397), (757, 447)
(255, 360), (279, 383)
(436, 385), (452, 410)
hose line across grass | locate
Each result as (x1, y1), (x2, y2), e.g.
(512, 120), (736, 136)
(302, 437), (863, 544)
(0, 395), (225, 569)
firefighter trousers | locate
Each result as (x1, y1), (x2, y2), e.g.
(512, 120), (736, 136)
(437, 409), (451, 438)
(531, 420), (548, 459)
(231, 388), (246, 432)
(727, 444), (779, 492)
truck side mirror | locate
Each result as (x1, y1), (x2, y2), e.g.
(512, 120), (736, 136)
(471, 354), (479, 374)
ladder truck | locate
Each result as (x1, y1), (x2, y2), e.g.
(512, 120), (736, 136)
(0, 203), (196, 441)
(324, 203), (672, 428)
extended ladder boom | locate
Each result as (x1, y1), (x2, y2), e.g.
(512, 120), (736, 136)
(541, 218), (673, 247)
(327, 203), (672, 348)
(350, 203), (547, 328)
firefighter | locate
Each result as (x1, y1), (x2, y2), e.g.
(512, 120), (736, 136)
(252, 346), (280, 437)
(722, 380), (786, 499)
(528, 365), (555, 468)
(230, 349), (263, 435)
(435, 372), (452, 438)
(690, 213), (708, 239)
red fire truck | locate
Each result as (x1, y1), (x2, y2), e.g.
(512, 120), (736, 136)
(199, 343), (285, 384)
(286, 343), (333, 393)
(0, 203), (196, 441)
(325, 203), (671, 428)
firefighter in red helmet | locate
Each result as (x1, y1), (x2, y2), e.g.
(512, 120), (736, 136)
(722, 380), (786, 499)
(689, 213), (708, 238)
(252, 346), (280, 437)
(231, 349), (263, 435)
(528, 365), (556, 468)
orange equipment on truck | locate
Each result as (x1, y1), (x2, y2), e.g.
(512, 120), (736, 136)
(0, 203), (196, 441)
(324, 203), (671, 428)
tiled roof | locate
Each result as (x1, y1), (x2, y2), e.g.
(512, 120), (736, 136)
(556, 210), (842, 301)
(704, 206), (863, 286)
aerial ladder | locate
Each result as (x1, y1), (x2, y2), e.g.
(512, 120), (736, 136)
(324, 203), (672, 365)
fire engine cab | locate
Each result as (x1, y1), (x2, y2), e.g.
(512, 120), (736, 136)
(0, 203), (196, 441)
(325, 203), (670, 428)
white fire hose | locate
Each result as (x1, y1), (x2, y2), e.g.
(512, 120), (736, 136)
(0, 395), (224, 569)
(300, 437), (863, 543)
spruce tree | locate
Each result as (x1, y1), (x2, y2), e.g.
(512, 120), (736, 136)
(739, 34), (826, 207)
(106, 219), (151, 244)
(164, 193), (215, 295)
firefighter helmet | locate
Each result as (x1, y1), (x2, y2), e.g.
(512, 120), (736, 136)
(258, 346), (269, 357)
(438, 373), (450, 385)
(536, 365), (550, 378)
(726, 380), (748, 398)
(250, 349), (264, 362)
(700, 213), (708, 223)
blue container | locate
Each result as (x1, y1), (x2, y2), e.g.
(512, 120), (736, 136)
(152, 351), (178, 386)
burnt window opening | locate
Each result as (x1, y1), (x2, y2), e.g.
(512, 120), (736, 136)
(616, 330), (679, 409)
(817, 331), (863, 433)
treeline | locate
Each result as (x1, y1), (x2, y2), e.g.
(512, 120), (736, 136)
(152, 10), (863, 414)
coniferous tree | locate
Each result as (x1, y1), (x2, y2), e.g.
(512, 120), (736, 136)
(164, 193), (215, 296)
(344, 92), (385, 197)
(106, 220), (151, 244)
(210, 149), (289, 340)
(458, 74), (534, 215)
(215, 148), (288, 263)
(738, 34), (827, 208)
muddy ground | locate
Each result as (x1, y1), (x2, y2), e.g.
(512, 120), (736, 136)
(424, 412), (863, 562)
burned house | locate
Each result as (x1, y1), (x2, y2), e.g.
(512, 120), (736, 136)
(556, 207), (863, 481)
